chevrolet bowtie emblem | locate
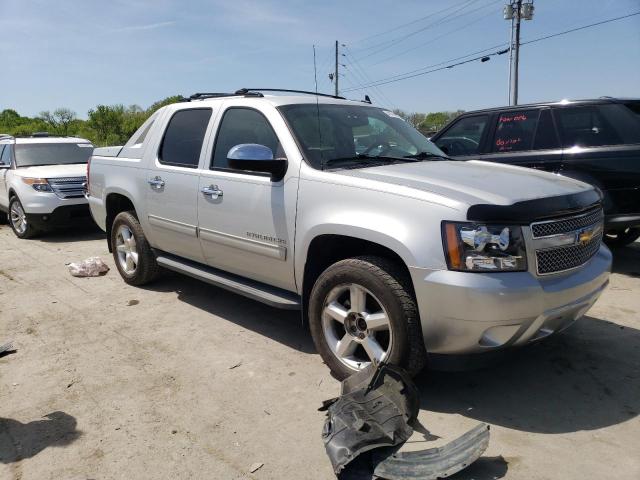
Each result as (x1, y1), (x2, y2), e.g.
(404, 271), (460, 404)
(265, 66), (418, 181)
(576, 225), (600, 245)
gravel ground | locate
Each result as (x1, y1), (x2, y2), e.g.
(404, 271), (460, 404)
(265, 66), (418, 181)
(1, 222), (639, 480)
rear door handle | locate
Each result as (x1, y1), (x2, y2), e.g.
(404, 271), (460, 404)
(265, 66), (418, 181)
(201, 185), (223, 199)
(148, 176), (165, 188)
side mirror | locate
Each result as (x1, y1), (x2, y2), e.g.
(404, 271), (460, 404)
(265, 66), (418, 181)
(227, 144), (287, 181)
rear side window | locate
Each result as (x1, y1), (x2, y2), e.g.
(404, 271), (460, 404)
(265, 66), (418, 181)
(211, 108), (282, 170)
(159, 108), (212, 168)
(555, 104), (640, 148)
(434, 115), (488, 156)
(533, 109), (559, 150)
(491, 110), (539, 152)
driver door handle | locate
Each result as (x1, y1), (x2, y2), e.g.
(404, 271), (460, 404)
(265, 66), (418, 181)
(148, 176), (165, 188)
(201, 185), (223, 199)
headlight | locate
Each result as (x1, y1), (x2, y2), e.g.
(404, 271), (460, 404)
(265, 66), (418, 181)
(22, 177), (53, 192)
(442, 221), (527, 272)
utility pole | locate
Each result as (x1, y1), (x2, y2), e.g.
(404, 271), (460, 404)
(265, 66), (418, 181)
(504, 1), (534, 105)
(334, 40), (339, 97)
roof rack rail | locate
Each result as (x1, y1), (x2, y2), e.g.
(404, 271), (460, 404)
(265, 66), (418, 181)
(235, 88), (346, 100)
(0, 134), (15, 140)
(185, 91), (264, 102)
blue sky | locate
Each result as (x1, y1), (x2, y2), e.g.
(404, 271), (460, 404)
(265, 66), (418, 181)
(1, 0), (639, 117)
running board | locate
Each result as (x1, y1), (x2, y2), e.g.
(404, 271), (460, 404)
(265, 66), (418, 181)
(154, 252), (301, 310)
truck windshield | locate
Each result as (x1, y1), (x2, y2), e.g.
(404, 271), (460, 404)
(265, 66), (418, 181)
(14, 143), (93, 168)
(278, 104), (447, 169)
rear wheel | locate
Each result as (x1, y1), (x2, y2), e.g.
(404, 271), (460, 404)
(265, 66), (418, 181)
(604, 227), (640, 247)
(308, 256), (426, 380)
(111, 211), (159, 285)
(8, 197), (38, 239)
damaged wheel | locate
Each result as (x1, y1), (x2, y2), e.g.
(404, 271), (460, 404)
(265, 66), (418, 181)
(309, 256), (426, 380)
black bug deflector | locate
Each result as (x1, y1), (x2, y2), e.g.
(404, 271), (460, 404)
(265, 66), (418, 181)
(320, 363), (490, 479)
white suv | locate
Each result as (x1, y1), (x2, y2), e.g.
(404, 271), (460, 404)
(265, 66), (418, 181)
(0, 134), (93, 238)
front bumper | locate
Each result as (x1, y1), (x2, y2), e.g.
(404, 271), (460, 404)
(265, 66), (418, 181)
(410, 245), (612, 355)
(25, 204), (92, 230)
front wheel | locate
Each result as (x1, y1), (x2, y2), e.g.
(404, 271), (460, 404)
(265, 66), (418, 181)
(8, 197), (38, 239)
(111, 211), (159, 285)
(308, 256), (426, 380)
(604, 227), (640, 247)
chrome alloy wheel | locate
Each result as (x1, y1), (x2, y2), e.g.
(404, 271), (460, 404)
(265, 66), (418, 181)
(10, 201), (27, 235)
(322, 283), (393, 370)
(115, 224), (138, 275)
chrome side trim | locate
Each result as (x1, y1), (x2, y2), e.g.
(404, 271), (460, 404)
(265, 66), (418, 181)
(148, 214), (197, 237)
(154, 251), (300, 309)
(198, 227), (287, 261)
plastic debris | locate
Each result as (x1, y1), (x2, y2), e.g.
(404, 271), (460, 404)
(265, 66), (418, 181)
(320, 363), (490, 479)
(0, 341), (15, 356)
(249, 462), (264, 473)
(67, 257), (110, 277)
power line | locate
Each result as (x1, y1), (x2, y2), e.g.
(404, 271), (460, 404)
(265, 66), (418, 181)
(368, 7), (500, 67)
(343, 46), (398, 109)
(352, 0), (492, 62)
(350, 0), (477, 48)
(342, 11), (640, 92)
(342, 48), (510, 92)
(520, 10), (640, 46)
(345, 41), (509, 90)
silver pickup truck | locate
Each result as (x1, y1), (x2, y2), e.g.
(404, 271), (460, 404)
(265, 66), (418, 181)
(87, 89), (611, 378)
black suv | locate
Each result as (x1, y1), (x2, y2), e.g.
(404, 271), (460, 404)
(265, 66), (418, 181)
(431, 98), (640, 246)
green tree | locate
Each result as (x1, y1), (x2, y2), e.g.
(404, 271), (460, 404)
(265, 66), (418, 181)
(147, 95), (183, 114)
(87, 105), (125, 146)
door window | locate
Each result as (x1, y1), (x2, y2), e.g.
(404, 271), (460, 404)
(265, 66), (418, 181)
(159, 108), (212, 168)
(211, 108), (283, 170)
(491, 110), (539, 152)
(435, 115), (487, 156)
(1, 144), (11, 165)
(532, 109), (559, 150)
(555, 104), (640, 148)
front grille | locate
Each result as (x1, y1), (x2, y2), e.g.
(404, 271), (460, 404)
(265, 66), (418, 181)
(531, 207), (604, 238)
(47, 176), (86, 199)
(536, 231), (603, 274)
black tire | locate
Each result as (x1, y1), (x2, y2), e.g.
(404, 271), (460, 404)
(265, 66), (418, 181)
(308, 256), (426, 380)
(8, 197), (39, 239)
(604, 227), (640, 247)
(110, 210), (159, 285)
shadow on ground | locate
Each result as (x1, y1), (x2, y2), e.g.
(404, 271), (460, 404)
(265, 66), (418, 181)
(418, 315), (640, 434)
(0, 412), (81, 463)
(449, 456), (509, 480)
(610, 241), (640, 276)
(142, 270), (314, 354)
(36, 221), (105, 243)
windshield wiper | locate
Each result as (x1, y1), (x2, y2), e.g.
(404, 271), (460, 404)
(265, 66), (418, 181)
(403, 151), (452, 161)
(323, 154), (419, 170)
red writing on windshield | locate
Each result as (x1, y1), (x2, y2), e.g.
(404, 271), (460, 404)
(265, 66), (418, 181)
(499, 114), (527, 123)
(495, 137), (521, 151)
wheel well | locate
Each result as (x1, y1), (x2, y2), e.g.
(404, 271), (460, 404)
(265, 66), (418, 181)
(302, 234), (413, 322)
(105, 193), (136, 252)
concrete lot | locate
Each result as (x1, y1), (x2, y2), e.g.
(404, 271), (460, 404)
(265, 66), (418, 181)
(1, 222), (639, 480)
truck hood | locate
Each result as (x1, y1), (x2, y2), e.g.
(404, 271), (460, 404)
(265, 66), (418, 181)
(338, 160), (592, 207)
(13, 163), (87, 179)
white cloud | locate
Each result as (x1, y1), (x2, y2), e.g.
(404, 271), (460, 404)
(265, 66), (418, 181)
(114, 21), (176, 32)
